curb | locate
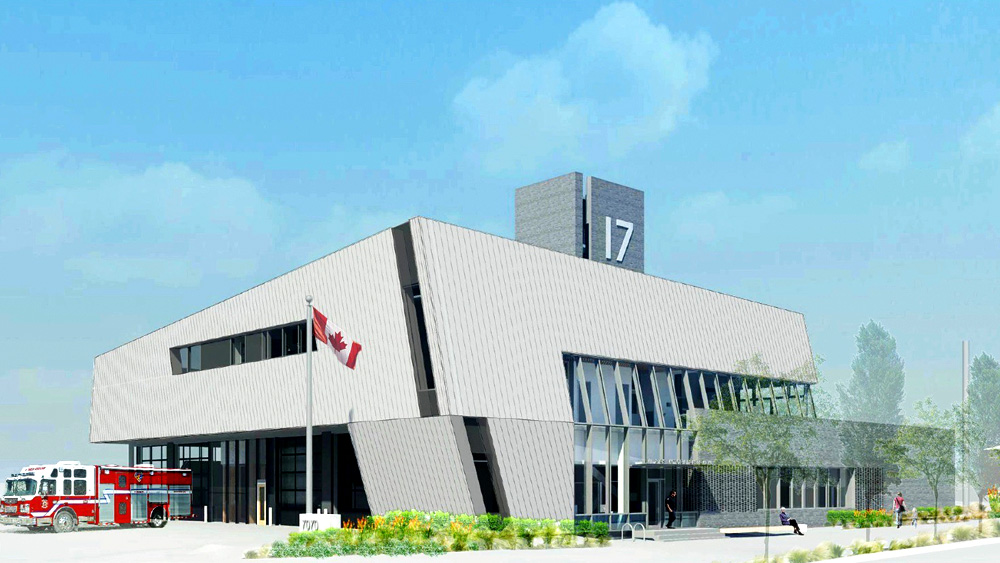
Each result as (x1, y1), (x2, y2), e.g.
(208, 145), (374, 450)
(842, 537), (1000, 561)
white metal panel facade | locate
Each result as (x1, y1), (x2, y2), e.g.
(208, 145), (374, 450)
(410, 218), (816, 422)
(349, 417), (476, 515)
(487, 418), (574, 519)
(90, 230), (421, 443)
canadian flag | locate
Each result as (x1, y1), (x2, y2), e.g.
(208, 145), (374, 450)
(312, 308), (362, 370)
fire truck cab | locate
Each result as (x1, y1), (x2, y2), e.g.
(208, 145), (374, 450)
(1, 461), (192, 532)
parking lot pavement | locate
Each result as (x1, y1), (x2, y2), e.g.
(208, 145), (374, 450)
(0, 521), (295, 563)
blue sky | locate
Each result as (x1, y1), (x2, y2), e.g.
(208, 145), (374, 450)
(2, 1), (999, 475)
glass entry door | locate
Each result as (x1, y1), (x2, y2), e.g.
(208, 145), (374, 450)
(647, 479), (663, 527)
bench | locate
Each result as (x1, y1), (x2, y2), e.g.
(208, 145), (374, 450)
(720, 524), (808, 536)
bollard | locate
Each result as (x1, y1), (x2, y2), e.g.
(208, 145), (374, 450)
(204, 506), (208, 523)
(268, 506), (273, 526)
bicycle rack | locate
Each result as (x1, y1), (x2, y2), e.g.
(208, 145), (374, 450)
(623, 522), (646, 541)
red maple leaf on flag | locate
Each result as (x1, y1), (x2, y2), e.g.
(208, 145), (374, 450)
(331, 332), (348, 352)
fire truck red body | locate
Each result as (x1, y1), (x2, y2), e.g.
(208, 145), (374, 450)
(1, 461), (192, 532)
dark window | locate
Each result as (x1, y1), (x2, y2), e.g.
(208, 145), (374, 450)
(232, 336), (245, 365)
(74, 480), (86, 495)
(73, 469), (86, 478)
(180, 347), (189, 372)
(202, 340), (230, 370)
(63, 480), (72, 495)
(118, 502), (126, 515)
(119, 475), (126, 489)
(283, 325), (300, 356)
(63, 469), (71, 478)
(407, 285), (435, 389)
(268, 329), (283, 359)
(245, 333), (264, 363)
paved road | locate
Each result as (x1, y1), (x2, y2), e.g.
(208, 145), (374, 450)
(1, 519), (996, 562)
(868, 539), (1000, 562)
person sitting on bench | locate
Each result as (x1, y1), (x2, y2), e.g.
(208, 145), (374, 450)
(779, 508), (804, 535)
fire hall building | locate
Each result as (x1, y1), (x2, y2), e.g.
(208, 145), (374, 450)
(90, 173), (949, 528)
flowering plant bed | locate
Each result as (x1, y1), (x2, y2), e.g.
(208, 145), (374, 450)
(247, 511), (610, 558)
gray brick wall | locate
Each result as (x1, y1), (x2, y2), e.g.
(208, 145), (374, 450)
(514, 172), (583, 257)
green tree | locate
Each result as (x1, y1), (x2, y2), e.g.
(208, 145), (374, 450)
(886, 399), (957, 537)
(838, 321), (905, 425)
(964, 353), (1000, 503)
(838, 321), (906, 509)
(694, 408), (816, 560)
(810, 355), (840, 419)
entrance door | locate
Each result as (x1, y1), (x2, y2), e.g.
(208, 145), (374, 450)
(647, 479), (663, 527)
(256, 481), (267, 525)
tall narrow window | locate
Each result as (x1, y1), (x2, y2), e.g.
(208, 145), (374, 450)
(189, 345), (202, 371)
(232, 336), (245, 365)
(636, 366), (659, 426)
(601, 362), (623, 425)
(654, 368), (676, 428)
(565, 358), (586, 423)
(582, 360), (607, 424)
(268, 329), (283, 359)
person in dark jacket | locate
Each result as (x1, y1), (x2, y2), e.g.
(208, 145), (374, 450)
(665, 490), (677, 529)
(779, 507), (804, 535)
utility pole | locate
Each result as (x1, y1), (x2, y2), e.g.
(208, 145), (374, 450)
(962, 340), (970, 508)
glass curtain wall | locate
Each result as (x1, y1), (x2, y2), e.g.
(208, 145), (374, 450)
(565, 353), (818, 519)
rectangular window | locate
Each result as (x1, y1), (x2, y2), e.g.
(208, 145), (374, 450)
(232, 336), (245, 365)
(202, 340), (230, 370)
(63, 480), (72, 495)
(245, 333), (264, 363)
(636, 366), (660, 426)
(601, 362), (623, 425)
(268, 329), (283, 359)
(180, 347), (189, 372)
(189, 345), (202, 371)
(283, 325), (300, 356)
(74, 479), (86, 495)
(582, 360), (607, 425)
(654, 368), (676, 428)
(566, 359), (587, 423)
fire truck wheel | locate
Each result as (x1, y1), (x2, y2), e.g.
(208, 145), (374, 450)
(148, 508), (167, 528)
(52, 509), (78, 533)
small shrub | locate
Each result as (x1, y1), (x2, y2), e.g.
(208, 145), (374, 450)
(477, 513), (504, 531)
(849, 540), (883, 555)
(951, 525), (980, 542)
(784, 548), (812, 563)
(914, 533), (935, 547)
(888, 538), (914, 550)
(539, 520), (558, 546)
(472, 528), (498, 550)
(590, 521), (610, 539)
(575, 520), (592, 537)
(811, 540), (845, 560)
(936, 531), (950, 544)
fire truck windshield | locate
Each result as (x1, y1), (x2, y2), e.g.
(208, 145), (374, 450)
(3, 477), (37, 497)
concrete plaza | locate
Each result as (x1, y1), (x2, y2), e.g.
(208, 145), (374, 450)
(1, 520), (996, 562)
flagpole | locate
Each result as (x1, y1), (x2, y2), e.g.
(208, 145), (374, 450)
(305, 294), (314, 515)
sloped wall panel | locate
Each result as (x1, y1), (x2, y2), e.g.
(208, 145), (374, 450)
(349, 417), (476, 515)
(487, 418), (574, 519)
(410, 218), (816, 422)
(90, 230), (421, 443)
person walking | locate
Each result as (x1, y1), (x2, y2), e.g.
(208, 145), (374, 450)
(779, 507), (804, 535)
(911, 507), (918, 528)
(665, 490), (677, 529)
(893, 492), (906, 528)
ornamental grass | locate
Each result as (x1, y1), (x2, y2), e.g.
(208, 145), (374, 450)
(264, 510), (610, 558)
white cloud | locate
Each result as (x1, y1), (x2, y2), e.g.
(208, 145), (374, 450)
(453, 2), (716, 172)
(0, 153), (280, 286)
(961, 103), (1000, 163)
(858, 139), (911, 173)
(669, 191), (796, 244)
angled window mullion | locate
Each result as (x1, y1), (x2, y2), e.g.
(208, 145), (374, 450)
(667, 368), (682, 428)
(741, 378), (754, 413)
(612, 361), (630, 426)
(698, 371), (710, 409)
(727, 376), (739, 412)
(648, 366), (665, 428)
(632, 365), (648, 427)
(576, 358), (593, 423)
(792, 384), (805, 417)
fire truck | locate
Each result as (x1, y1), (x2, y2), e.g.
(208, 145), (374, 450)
(1, 461), (193, 533)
